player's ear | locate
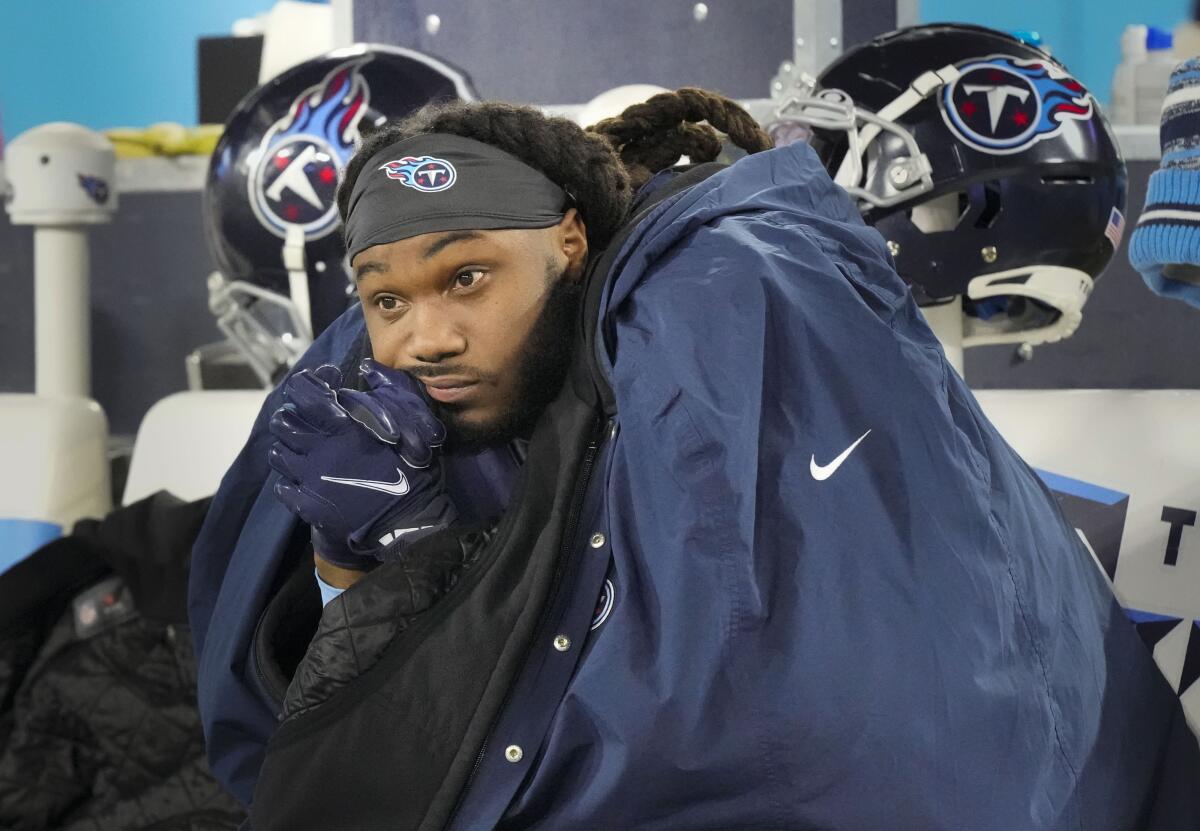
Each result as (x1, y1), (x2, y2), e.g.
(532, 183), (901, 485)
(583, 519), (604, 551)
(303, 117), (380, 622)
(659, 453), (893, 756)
(557, 209), (588, 282)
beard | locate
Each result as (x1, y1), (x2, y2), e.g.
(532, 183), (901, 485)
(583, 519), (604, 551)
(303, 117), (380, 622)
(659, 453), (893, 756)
(437, 264), (582, 451)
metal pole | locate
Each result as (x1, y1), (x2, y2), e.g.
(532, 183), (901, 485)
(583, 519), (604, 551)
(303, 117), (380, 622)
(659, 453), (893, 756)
(793, 0), (843, 80)
(895, 0), (919, 28)
(920, 301), (965, 377)
(771, 0), (844, 104)
(331, 0), (355, 47)
(34, 226), (90, 397)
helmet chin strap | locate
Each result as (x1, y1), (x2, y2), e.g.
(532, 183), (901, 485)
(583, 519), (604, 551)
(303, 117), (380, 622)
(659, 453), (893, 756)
(284, 225), (314, 342)
(963, 265), (1094, 347)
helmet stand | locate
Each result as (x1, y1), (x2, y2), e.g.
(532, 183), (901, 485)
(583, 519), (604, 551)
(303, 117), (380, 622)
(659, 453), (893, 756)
(283, 225), (314, 342)
(0, 124), (115, 562)
(5, 123), (118, 397)
(919, 299), (965, 376)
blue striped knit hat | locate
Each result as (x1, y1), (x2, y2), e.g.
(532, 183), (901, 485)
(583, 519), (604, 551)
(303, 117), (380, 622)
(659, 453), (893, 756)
(1130, 57), (1200, 308)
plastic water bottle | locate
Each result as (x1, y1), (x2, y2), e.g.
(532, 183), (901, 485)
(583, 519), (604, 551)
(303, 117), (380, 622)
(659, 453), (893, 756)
(1136, 27), (1178, 124)
(1111, 24), (1147, 124)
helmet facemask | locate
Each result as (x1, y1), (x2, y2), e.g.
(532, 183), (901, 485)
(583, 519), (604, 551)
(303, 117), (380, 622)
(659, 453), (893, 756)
(207, 271), (318, 386)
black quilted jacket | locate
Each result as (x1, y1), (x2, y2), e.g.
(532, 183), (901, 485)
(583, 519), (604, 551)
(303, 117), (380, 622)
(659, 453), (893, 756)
(0, 493), (245, 831)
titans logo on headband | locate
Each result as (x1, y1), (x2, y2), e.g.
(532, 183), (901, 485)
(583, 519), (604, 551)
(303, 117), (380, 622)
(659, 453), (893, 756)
(250, 59), (370, 240)
(379, 156), (457, 192)
(941, 55), (1093, 155)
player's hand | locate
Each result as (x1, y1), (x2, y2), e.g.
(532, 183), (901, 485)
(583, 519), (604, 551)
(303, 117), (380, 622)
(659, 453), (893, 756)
(267, 359), (457, 569)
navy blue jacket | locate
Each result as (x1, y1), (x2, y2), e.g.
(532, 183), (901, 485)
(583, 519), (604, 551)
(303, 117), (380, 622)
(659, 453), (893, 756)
(191, 141), (1200, 827)
(188, 307), (366, 804)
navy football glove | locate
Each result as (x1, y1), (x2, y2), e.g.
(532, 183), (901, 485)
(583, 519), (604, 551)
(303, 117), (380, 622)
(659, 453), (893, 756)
(268, 359), (457, 569)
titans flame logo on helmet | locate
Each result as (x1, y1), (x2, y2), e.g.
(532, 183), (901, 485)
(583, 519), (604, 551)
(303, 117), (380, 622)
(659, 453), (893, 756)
(941, 55), (1093, 155)
(249, 59), (371, 240)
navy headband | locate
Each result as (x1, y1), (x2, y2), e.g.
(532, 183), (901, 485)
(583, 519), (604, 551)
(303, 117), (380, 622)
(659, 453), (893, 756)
(343, 133), (568, 262)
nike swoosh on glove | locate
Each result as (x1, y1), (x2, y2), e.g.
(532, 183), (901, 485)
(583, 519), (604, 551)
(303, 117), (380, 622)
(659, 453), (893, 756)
(268, 359), (458, 569)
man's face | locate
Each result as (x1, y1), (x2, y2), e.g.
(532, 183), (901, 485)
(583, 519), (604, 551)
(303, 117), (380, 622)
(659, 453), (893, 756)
(352, 212), (588, 448)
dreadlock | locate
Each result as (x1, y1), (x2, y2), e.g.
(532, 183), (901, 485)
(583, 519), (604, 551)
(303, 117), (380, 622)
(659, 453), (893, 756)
(338, 89), (773, 253)
(589, 87), (774, 190)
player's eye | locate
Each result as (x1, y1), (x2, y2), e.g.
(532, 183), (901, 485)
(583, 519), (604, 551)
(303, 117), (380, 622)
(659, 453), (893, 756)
(453, 269), (488, 291)
(373, 295), (405, 314)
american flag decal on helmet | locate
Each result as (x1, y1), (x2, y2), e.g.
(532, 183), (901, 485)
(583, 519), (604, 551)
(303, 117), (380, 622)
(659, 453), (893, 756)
(1105, 207), (1126, 249)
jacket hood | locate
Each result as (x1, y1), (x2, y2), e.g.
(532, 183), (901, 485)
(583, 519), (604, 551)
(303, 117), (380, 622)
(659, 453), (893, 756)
(594, 141), (891, 369)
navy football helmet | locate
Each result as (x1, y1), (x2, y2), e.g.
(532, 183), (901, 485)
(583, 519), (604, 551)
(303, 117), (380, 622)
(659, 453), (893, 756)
(204, 45), (475, 384)
(774, 24), (1126, 347)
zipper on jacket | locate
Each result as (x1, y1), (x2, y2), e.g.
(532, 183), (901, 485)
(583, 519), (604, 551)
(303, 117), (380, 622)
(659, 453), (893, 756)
(447, 419), (607, 826)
